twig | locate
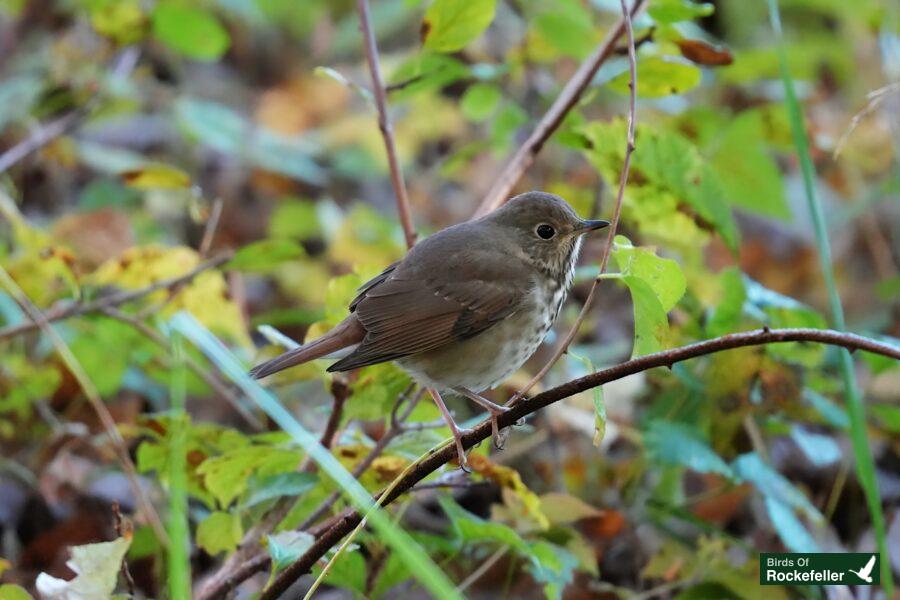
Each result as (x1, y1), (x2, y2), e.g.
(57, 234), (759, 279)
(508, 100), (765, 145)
(457, 546), (508, 593)
(833, 82), (900, 159)
(473, 0), (648, 217)
(0, 266), (169, 545)
(0, 252), (233, 340)
(198, 198), (224, 258)
(0, 47), (140, 174)
(509, 0), (638, 404)
(100, 306), (264, 430)
(196, 388), (422, 600)
(263, 327), (899, 595)
(112, 501), (137, 597)
(358, 0), (417, 249)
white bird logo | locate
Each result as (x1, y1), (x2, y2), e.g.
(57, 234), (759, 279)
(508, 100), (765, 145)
(848, 555), (876, 583)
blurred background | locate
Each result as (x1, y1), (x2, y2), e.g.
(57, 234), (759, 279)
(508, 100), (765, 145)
(0, 0), (898, 598)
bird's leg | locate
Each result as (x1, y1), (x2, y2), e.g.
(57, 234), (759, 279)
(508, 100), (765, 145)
(427, 387), (472, 470)
(453, 387), (511, 450)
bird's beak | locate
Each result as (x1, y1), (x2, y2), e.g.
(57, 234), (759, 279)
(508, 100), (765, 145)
(577, 219), (610, 234)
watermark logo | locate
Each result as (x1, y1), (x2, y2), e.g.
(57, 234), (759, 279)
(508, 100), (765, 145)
(760, 553), (880, 585)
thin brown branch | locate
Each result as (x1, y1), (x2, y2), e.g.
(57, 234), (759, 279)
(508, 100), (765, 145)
(100, 306), (264, 430)
(511, 0), (638, 403)
(0, 47), (140, 173)
(473, 0), (649, 217)
(357, 0), (417, 249)
(198, 198), (224, 258)
(0, 252), (232, 340)
(196, 388), (422, 600)
(262, 327), (899, 598)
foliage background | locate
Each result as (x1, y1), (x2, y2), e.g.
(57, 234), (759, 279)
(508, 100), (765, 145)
(0, 0), (898, 598)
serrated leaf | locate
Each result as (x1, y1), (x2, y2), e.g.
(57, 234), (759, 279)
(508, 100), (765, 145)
(196, 511), (243, 556)
(227, 240), (305, 273)
(460, 83), (501, 122)
(35, 537), (131, 600)
(608, 56), (702, 98)
(648, 0), (714, 23)
(197, 446), (303, 508)
(422, 0), (497, 53)
(266, 531), (315, 573)
(612, 237), (686, 311)
(152, 3), (230, 61)
(644, 421), (733, 476)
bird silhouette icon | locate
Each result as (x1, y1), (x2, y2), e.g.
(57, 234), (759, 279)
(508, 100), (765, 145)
(848, 555), (876, 583)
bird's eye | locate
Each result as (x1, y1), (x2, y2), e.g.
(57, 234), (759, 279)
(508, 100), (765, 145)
(535, 224), (556, 240)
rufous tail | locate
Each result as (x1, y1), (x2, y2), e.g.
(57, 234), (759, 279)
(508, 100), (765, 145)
(249, 316), (365, 379)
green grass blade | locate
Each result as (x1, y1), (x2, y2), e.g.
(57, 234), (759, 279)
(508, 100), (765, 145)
(167, 333), (191, 600)
(169, 312), (462, 600)
(766, 1), (892, 592)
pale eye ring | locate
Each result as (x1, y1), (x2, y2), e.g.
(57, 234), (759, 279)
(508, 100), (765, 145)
(535, 223), (556, 240)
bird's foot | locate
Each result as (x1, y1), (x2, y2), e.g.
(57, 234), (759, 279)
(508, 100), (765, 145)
(453, 387), (511, 451)
(451, 428), (474, 472)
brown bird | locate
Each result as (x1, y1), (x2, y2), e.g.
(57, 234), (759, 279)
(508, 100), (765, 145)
(250, 191), (609, 467)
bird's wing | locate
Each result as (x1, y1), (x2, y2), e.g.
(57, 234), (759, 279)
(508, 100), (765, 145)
(328, 244), (531, 372)
(860, 555), (876, 576)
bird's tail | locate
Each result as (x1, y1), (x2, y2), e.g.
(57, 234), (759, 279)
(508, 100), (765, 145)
(249, 316), (365, 379)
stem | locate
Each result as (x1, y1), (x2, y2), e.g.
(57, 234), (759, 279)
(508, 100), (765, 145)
(358, 0), (417, 249)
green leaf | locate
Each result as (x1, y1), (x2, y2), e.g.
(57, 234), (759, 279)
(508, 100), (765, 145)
(608, 56), (702, 98)
(0, 584), (34, 600)
(620, 275), (669, 356)
(569, 351), (606, 446)
(644, 421), (733, 476)
(648, 0), (714, 24)
(266, 531), (315, 573)
(732, 452), (822, 522)
(347, 362), (413, 421)
(532, 0), (598, 59)
(89, 0), (145, 45)
(311, 549), (367, 593)
(196, 511), (243, 556)
(707, 267), (746, 337)
(244, 472), (318, 508)
(171, 313), (462, 600)
(34, 537), (131, 599)
(490, 102), (528, 153)
(802, 389), (849, 429)
(612, 237), (686, 311)
(460, 83), (501, 122)
(764, 496), (819, 553)
(422, 0), (497, 53)
(871, 404), (900, 435)
(709, 111), (789, 220)
(789, 425), (841, 467)
(227, 240), (306, 273)
(152, 3), (230, 61)
(268, 199), (321, 240)
(197, 446), (303, 508)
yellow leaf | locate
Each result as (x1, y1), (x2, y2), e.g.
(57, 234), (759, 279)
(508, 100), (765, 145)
(468, 454), (549, 530)
(122, 164), (191, 189)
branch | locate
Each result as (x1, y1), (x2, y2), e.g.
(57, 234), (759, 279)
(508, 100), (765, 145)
(358, 0), (417, 249)
(473, 0), (649, 217)
(195, 388), (422, 600)
(0, 252), (232, 340)
(511, 0), (638, 402)
(263, 328), (899, 597)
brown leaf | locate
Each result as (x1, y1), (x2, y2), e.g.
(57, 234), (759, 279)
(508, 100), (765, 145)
(676, 39), (733, 66)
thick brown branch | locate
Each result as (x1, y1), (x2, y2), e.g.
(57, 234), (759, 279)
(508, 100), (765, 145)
(358, 0), (417, 249)
(473, 0), (649, 217)
(263, 327), (899, 598)
(0, 253), (232, 340)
